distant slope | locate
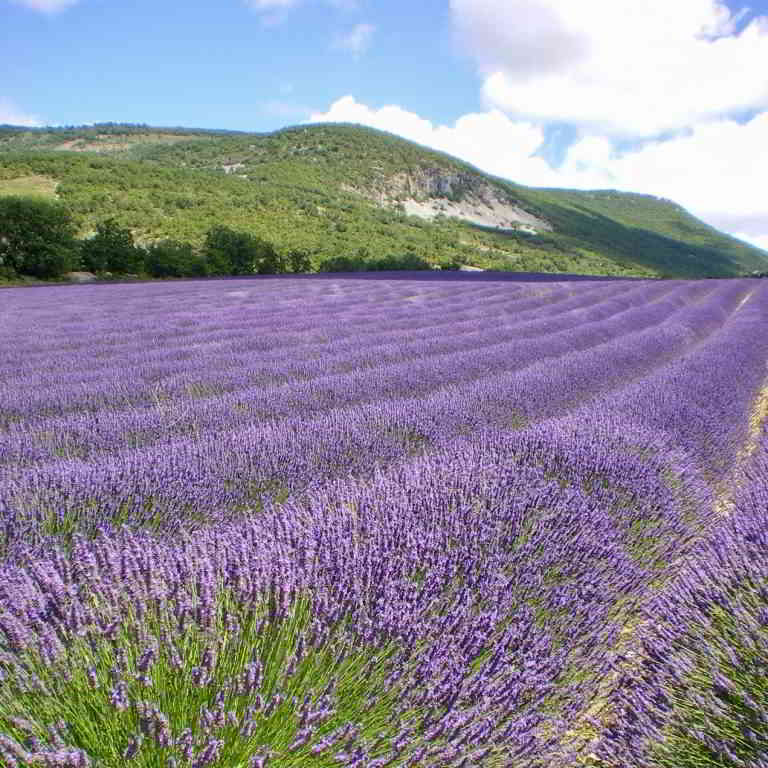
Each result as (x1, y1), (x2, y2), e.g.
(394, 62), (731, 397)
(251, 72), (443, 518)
(517, 186), (767, 278)
(1, 122), (766, 277)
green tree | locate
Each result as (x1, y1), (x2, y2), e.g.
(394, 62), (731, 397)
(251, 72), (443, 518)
(144, 239), (206, 278)
(318, 254), (364, 272)
(254, 239), (285, 275)
(369, 251), (431, 271)
(203, 226), (286, 276)
(286, 249), (313, 274)
(80, 218), (143, 274)
(202, 226), (247, 275)
(0, 196), (79, 278)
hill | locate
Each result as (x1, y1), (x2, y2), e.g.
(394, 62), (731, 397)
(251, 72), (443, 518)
(1, 121), (766, 278)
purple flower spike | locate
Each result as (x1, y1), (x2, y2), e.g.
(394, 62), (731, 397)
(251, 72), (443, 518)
(122, 733), (143, 761)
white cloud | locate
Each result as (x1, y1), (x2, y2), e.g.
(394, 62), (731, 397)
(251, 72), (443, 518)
(308, 95), (768, 253)
(451, 0), (768, 137)
(0, 100), (43, 126)
(335, 22), (375, 55)
(11, 0), (79, 11)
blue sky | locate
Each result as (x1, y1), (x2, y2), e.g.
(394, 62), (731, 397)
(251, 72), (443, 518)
(1, 0), (481, 130)
(2, 0), (768, 251)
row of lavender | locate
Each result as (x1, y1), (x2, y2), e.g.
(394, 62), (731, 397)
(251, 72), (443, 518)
(1, 275), (767, 767)
(591, 417), (768, 768)
(0, 413), (720, 767)
(3, 279), (767, 563)
(0, 391), (761, 765)
(0, 280), (647, 425)
(0, 280), (706, 461)
(1, 280), (607, 386)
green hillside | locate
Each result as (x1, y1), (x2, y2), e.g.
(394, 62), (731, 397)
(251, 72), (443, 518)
(1, 121), (766, 278)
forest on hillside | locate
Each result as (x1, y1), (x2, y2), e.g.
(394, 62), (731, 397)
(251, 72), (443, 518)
(1, 122), (767, 281)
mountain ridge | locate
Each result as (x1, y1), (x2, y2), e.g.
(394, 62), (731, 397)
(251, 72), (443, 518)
(1, 121), (766, 278)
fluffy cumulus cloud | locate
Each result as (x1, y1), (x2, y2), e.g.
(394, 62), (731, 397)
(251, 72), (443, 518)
(557, 112), (768, 250)
(451, 0), (768, 137)
(308, 96), (768, 253)
(335, 22), (375, 55)
(10, 0), (79, 11)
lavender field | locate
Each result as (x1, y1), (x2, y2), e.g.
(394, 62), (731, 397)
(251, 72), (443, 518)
(1, 274), (767, 768)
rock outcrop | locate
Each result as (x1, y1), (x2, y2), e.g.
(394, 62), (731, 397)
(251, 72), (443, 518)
(356, 167), (552, 233)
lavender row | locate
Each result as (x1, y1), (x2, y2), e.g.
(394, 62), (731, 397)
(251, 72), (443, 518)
(0, 280), (634, 421)
(2, 281), (763, 560)
(1, 275), (766, 767)
(0, 280), (587, 412)
(0, 281), (702, 463)
(0, 421), (710, 766)
(0, 279), (588, 372)
(557, 282), (768, 483)
(0, 281), (736, 509)
(140, 280), (655, 403)
(591, 418), (768, 768)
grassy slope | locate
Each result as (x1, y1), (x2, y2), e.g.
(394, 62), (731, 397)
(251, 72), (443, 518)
(1, 122), (766, 278)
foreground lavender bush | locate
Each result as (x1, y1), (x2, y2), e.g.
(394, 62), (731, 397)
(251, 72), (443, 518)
(1, 274), (767, 766)
(591, 424), (768, 768)
(0, 425), (709, 766)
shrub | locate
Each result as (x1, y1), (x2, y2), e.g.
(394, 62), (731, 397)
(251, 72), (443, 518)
(202, 226), (285, 276)
(144, 240), (206, 278)
(318, 251), (432, 273)
(286, 249), (313, 274)
(317, 255), (364, 272)
(80, 219), (144, 274)
(0, 196), (79, 278)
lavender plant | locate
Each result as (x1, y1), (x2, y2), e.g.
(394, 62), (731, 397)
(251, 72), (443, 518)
(1, 274), (766, 767)
(592, 424), (768, 768)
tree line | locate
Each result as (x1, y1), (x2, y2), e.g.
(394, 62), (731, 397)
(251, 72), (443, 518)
(0, 196), (435, 282)
(0, 196), (312, 280)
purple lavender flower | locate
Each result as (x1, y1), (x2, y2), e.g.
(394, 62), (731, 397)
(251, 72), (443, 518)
(1, 276), (768, 768)
(191, 737), (224, 767)
(108, 680), (129, 711)
(122, 733), (143, 760)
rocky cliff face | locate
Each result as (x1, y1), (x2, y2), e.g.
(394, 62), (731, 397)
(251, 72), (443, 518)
(391, 168), (476, 199)
(352, 167), (553, 233)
